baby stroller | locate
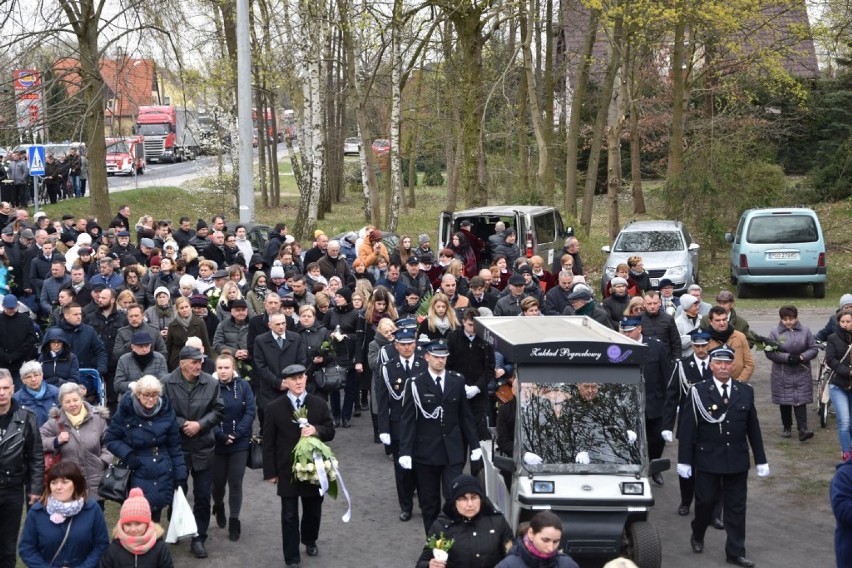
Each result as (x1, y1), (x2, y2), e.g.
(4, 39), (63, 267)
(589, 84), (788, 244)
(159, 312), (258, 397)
(77, 368), (105, 407)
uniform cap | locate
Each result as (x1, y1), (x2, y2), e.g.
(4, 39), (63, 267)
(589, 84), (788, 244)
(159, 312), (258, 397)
(689, 329), (711, 345)
(709, 345), (735, 361)
(620, 316), (642, 331)
(394, 327), (416, 343)
(425, 341), (450, 357)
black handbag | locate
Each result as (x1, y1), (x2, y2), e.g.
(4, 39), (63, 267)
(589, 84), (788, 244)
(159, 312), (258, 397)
(247, 436), (264, 469)
(314, 364), (346, 391)
(99, 461), (132, 503)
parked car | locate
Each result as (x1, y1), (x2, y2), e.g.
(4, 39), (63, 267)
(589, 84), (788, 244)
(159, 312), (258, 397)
(343, 137), (361, 155)
(371, 138), (390, 157)
(439, 205), (568, 267)
(224, 222), (270, 254)
(601, 220), (700, 294)
(725, 207), (826, 298)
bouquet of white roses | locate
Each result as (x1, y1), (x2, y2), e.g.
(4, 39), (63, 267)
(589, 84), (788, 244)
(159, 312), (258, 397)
(291, 407), (342, 501)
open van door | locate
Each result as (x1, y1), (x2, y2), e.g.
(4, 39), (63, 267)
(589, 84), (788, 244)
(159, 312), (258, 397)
(438, 211), (454, 249)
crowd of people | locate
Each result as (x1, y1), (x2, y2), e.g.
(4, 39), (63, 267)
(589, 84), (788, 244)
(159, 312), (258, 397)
(0, 203), (850, 568)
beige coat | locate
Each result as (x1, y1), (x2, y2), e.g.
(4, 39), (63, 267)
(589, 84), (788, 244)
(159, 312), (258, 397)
(708, 329), (755, 382)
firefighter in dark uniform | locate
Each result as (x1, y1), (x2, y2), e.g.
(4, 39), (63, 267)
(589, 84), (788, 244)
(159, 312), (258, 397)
(376, 325), (424, 523)
(677, 345), (769, 568)
(398, 340), (481, 534)
(663, 329), (714, 517)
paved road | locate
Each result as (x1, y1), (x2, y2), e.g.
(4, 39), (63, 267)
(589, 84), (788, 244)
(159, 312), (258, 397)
(107, 143), (291, 193)
(165, 307), (838, 568)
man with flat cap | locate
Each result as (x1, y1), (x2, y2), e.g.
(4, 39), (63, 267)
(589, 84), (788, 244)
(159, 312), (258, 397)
(377, 325), (425, 522)
(263, 363), (334, 568)
(398, 340), (481, 533)
(565, 286), (614, 330)
(114, 330), (168, 397)
(161, 345), (224, 559)
(677, 345), (769, 568)
(494, 273), (528, 316)
(663, 329), (714, 516)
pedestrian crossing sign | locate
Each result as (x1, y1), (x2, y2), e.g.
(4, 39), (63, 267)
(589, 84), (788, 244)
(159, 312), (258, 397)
(28, 145), (45, 175)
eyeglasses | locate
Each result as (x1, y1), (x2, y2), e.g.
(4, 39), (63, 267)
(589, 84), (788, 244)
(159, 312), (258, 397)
(631, 307), (645, 313)
(138, 392), (159, 399)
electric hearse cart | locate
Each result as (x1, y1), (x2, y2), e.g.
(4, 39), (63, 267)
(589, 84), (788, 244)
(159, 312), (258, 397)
(476, 316), (670, 568)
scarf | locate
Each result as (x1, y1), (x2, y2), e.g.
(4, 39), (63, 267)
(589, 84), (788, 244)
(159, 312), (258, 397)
(433, 316), (451, 335)
(25, 382), (47, 400)
(523, 534), (558, 560)
(154, 304), (172, 318)
(132, 395), (163, 418)
(575, 299), (597, 316)
(709, 323), (735, 344)
(370, 309), (385, 327)
(254, 284), (269, 300)
(46, 496), (85, 524)
(174, 312), (192, 330)
(132, 351), (155, 370)
(67, 404), (88, 428)
(115, 522), (159, 556)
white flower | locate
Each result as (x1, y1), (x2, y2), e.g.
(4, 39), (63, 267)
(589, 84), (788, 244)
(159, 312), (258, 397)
(297, 418), (309, 427)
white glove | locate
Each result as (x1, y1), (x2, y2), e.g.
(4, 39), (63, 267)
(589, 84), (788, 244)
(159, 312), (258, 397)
(626, 430), (637, 444)
(398, 456), (412, 470)
(523, 452), (543, 465)
(379, 433), (391, 446)
(662, 430), (673, 443)
(575, 451), (590, 464)
(464, 385), (481, 399)
(756, 463), (770, 477)
(470, 448), (482, 461)
(677, 463), (692, 478)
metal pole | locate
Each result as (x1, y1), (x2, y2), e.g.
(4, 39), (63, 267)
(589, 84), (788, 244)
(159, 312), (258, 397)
(33, 176), (39, 214)
(236, 0), (254, 223)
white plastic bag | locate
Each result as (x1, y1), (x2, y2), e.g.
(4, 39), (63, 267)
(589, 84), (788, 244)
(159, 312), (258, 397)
(165, 486), (198, 543)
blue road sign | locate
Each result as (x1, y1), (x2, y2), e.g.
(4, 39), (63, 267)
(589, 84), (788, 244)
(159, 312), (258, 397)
(28, 145), (45, 175)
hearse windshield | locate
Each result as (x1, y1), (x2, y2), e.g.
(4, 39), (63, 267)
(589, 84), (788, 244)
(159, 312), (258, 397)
(518, 381), (644, 474)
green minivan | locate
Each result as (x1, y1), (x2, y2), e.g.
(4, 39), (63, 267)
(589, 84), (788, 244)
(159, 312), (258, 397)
(725, 207), (827, 298)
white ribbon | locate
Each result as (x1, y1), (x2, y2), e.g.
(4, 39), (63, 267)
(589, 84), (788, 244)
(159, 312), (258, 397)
(313, 450), (352, 523)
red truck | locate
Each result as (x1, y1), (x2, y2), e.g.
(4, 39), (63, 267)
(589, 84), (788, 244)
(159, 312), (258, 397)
(105, 136), (145, 175)
(135, 105), (200, 163)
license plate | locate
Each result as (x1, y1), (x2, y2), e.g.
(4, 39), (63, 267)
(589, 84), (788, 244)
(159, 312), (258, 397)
(650, 278), (660, 287)
(768, 252), (799, 260)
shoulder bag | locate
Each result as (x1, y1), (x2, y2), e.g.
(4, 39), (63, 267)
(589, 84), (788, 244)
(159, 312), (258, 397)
(314, 364), (346, 392)
(98, 460), (132, 503)
(247, 436), (264, 469)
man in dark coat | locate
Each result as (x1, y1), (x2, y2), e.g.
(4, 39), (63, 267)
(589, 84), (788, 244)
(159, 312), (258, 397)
(253, 313), (306, 429)
(620, 316), (673, 485)
(663, 330), (714, 517)
(85, 288), (128, 412)
(161, 346), (224, 559)
(641, 291), (681, 359)
(263, 223), (287, 266)
(109, 205), (130, 231)
(202, 231), (227, 269)
(544, 270), (577, 316)
(0, 294), (38, 387)
(0, 369), (44, 568)
(302, 233), (328, 267)
(263, 364), (334, 568)
(398, 341), (482, 533)
(677, 346), (769, 568)
(446, 308), (494, 446)
(55, 303), (108, 387)
(376, 327), (425, 522)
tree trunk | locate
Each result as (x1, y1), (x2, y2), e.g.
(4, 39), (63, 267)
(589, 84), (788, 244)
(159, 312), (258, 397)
(388, 0), (403, 233)
(667, 21), (686, 179)
(521, 0), (546, 201)
(628, 51), (646, 214)
(542, 0), (555, 203)
(517, 68), (530, 199)
(580, 13), (621, 235)
(606, 64), (624, 242)
(564, 8), (599, 218)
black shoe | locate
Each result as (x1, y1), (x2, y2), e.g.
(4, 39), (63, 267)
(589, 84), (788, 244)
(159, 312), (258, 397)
(782, 428), (792, 438)
(726, 555), (756, 567)
(651, 472), (664, 486)
(332, 417), (340, 427)
(690, 535), (703, 553)
(799, 429), (814, 441)
(190, 540), (208, 559)
(285, 564), (300, 568)
(353, 404), (362, 417)
(399, 510), (412, 522)
(342, 419), (351, 428)
(213, 503), (226, 528)
(374, 434), (381, 444)
(712, 517), (725, 530)
(677, 504), (690, 516)
(228, 518), (240, 541)
(306, 544), (318, 557)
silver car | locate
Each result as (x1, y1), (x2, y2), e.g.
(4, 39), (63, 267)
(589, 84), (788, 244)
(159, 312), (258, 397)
(343, 137), (360, 155)
(600, 220), (700, 294)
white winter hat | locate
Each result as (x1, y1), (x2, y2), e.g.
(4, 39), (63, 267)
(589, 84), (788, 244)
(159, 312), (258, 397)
(680, 294), (699, 310)
(840, 294), (852, 309)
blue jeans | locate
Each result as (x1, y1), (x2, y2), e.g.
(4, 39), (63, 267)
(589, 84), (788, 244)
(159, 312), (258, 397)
(329, 368), (358, 420)
(180, 466), (213, 540)
(71, 176), (81, 197)
(829, 384), (852, 453)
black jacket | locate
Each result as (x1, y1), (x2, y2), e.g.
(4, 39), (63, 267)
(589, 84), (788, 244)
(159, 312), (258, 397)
(376, 352), (425, 435)
(0, 399), (44, 493)
(641, 310), (680, 359)
(446, 328), (495, 406)
(641, 337), (673, 420)
(416, 497), (514, 568)
(99, 537), (173, 568)
(160, 369), (224, 471)
(826, 329), (852, 390)
(253, 330), (307, 409)
(0, 311), (38, 374)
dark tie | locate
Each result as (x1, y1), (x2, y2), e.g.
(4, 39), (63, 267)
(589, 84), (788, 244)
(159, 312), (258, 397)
(277, 336), (284, 350)
(701, 361), (707, 378)
(436, 376), (442, 392)
(296, 398), (302, 409)
(722, 383), (729, 405)
(404, 360), (411, 375)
